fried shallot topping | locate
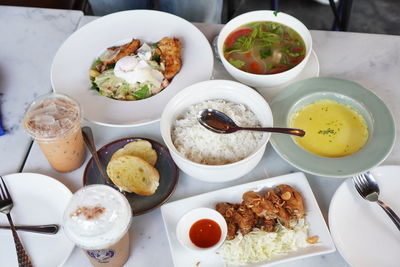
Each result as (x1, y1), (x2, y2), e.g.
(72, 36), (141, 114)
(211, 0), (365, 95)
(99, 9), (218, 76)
(216, 184), (307, 239)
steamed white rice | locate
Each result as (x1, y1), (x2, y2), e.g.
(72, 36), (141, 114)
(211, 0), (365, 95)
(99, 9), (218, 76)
(172, 99), (263, 165)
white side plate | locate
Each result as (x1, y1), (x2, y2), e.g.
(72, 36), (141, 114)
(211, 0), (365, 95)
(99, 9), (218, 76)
(0, 173), (74, 267)
(329, 165), (400, 266)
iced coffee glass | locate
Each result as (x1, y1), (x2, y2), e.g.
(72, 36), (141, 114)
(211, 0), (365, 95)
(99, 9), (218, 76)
(23, 92), (85, 172)
(63, 185), (132, 267)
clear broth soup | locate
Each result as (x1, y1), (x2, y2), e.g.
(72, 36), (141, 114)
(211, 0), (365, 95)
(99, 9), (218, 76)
(223, 21), (306, 75)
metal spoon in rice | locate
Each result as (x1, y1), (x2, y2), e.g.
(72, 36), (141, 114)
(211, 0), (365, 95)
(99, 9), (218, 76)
(197, 109), (305, 137)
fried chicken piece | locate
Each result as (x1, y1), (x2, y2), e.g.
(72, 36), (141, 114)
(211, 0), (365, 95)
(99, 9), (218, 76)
(216, 185), (306, 239)
(264, 189), (291, 228)
(234, 204), (257, 235)
(103, 39), (141, 66)
(216, 202), (237, 219)
(242, 191), (262, 213)
(226, 223), (238, 240)
(277, 184), (305, 219)
(157, 37), (181, 79)
(242, 191), (277, 219)
(216, 202), (238, 240)
(260, 218), (276, 232)
(275, 204), (292, 228)
(265, 189), (285, 207)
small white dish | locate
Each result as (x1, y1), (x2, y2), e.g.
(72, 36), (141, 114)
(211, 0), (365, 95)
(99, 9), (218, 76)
(51, 10), (213, 127)
(0, 173), (74, 267)
(161, 172), (335, 267)
(176, 207), (227, 252)
(329, 165), (400, 266)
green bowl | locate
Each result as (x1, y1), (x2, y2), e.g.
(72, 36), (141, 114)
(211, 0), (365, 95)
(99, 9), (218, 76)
(270, 77), (395, 178)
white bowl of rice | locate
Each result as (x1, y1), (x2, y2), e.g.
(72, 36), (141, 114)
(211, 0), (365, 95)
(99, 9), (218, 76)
(160, 79), (273, 182)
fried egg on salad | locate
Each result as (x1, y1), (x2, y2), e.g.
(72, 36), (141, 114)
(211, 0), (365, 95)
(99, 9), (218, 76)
(89, 38), (181, 101)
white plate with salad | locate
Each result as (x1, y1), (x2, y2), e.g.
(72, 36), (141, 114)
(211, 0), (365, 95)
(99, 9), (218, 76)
(51, 10), (213, 127)
(161, 172), (335, 267)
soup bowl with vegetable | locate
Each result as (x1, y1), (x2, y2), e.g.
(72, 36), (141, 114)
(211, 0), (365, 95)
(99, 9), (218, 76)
(217, 10), (312, 88)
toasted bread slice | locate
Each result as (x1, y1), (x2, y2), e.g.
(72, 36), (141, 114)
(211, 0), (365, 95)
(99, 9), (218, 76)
(107, 155), (160, 195)
(111, 140), (158, 166)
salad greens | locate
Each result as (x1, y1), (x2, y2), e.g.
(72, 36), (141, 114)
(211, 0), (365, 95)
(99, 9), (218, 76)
(132, 84), (151, 100)
(89, 41), (164, 101)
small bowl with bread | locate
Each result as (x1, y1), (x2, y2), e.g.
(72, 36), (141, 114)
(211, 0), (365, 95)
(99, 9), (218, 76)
(83, 137), (179, 215)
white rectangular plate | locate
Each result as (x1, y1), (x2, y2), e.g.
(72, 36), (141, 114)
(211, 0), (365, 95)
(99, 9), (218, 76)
(161, 172), (336, 267)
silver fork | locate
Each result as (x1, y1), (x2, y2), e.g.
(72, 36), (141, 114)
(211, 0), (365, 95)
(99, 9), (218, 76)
(353, 172), (400, 231)
(0, 176), (33, 267)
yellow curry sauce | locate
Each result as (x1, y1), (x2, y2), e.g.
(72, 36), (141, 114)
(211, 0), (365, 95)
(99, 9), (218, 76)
(290, 100), (368, 158)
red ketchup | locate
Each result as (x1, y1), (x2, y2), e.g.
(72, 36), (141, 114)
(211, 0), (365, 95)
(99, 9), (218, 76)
(189, 219), (222, 248)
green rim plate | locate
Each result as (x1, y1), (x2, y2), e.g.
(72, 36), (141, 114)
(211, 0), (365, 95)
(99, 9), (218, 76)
(270, 77), (396, 178)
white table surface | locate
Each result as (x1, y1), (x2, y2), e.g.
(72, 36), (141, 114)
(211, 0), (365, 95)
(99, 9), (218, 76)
(2, 7), (399, 267)
(0, 6), (83, 175)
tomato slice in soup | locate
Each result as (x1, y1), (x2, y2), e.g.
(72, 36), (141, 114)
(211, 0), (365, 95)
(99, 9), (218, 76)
(250, 61), (262, 74)
(225, 28), (253, 48)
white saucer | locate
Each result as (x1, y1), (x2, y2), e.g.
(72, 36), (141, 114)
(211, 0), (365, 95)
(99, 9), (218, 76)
(211, 50), (319, 102)
(0, 173), (74, 267)
(256, 50), (320, 101)
(329, 165), (400, 266)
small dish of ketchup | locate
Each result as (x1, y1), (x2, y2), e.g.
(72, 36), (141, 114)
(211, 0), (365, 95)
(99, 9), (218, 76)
(176, 207), (227, 252)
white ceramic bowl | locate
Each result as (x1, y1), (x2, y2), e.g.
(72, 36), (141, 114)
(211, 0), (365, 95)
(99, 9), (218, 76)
(176, 208), (227, 252)
(217, 10), (313, 88)
(160, 79), (272, 182)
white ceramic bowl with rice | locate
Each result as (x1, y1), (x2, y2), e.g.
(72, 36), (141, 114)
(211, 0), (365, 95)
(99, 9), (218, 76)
(160, 80), (273, 182)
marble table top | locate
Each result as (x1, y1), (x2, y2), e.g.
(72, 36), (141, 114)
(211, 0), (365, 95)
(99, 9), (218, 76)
(0, 6), (83, 175)
(1, 6), (399, 267)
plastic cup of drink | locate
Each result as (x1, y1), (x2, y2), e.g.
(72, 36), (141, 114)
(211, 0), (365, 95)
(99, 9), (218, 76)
(63, 185), (132, 267)
(23, 92), (85, 172)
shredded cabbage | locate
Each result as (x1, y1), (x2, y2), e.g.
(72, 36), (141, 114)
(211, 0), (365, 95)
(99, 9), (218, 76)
(219, 219), (310, 265)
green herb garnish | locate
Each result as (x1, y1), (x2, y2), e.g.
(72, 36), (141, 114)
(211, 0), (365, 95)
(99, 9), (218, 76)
(229, 58), (245, 68)
(91, 58), (102, 70)
(132, 84), (151, 100)
(280, 54), (288, 64)
(259, 47), (272, 59)
(91, 81), (99, 91)
(233, 35), (254, 51)
(152, 53), (161, 64)
(267, 63), (274, 69)
(273, 11), (280, 17)
(318, 128), (337, 135)
(105, 63), (116, 70)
